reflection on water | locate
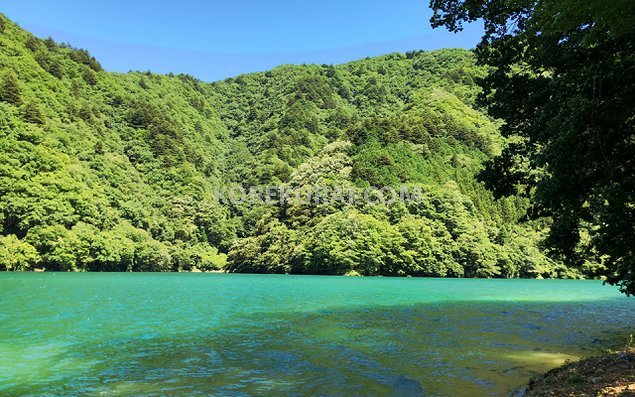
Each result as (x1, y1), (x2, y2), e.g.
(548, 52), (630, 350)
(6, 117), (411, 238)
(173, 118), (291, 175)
(0, 274), (633, 396)
(504, 351), (579, 366)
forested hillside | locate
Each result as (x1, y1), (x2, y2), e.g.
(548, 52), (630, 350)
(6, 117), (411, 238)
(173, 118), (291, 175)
(0, 14), (583, 278)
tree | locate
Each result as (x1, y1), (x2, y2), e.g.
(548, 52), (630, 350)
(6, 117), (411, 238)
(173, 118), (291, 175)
(25, 36), (40, 52)
(429, 0), (635, 294)
(132, 239), (171, 271)
(70, 48), (102, 71)
(82, 69), (97, 86)
(47, 60), (63, 79)
(0, 234), (40, 271)
(0, 71), (22, 106)
(90, 229), (135, 271)
(397, 217), (462, 277)
(21, 101), (44, 124)
(172, 242), (226, 271)
(25, 225), (85, 271)
(296, 210), (414, 276)
(44, 37), (57, 51)
(227, 216), (298, 274)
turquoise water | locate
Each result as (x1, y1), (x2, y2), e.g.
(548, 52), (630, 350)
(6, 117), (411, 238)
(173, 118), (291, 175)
(0, 274), (633, 396)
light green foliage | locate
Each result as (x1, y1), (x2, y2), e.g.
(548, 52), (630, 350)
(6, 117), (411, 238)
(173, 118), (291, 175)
(0, 13), (577, 278)
(25, 225), (84, 271)
(296, 210), (414, 276)
(0, 234), (40, 270)
(397, 217), (462, 277)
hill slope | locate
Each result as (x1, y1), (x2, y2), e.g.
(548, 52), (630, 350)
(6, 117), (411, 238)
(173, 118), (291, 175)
(0, 14), (577, 278)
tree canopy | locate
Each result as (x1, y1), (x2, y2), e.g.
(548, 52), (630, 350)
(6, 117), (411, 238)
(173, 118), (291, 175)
(429, 0), (635, 294)
(0, 12), (597, 281)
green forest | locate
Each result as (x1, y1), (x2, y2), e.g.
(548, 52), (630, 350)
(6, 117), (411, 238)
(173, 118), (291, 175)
(0, 13), (598, 279)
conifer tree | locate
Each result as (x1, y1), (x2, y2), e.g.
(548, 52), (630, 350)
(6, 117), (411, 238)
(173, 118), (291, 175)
(0, 71), (22, 106)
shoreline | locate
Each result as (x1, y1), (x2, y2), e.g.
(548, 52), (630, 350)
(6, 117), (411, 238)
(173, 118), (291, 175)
(520, 347), (635, 396)
(7, 268), (607, 280)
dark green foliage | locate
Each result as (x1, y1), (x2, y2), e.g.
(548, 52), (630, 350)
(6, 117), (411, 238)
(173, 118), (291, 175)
(293, 75), (337, 108)
(279, 99), (319, 134)
(126, 100), (159, 128)
(82, 69), (97, 85)
(69, 48), (102, 71)
(0, 71), (22, 106)
(44, 37), (56, 51)
(25, 36), (40, 52)
(226, 217), (297, 274)
(0, 13), (577, 279)
(34, 51), (63, 79)
(430, 0), (635, 294)
(47, 60), (64, 79)
(21, 102), (44, 124)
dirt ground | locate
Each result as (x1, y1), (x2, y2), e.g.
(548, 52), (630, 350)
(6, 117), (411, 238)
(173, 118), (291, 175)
(523, 348), (635, 396)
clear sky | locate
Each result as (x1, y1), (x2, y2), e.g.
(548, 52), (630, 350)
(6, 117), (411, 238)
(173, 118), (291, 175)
(2, 1), (483, 82)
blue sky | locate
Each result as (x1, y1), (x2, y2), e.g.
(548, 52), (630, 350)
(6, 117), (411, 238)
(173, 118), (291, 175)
(2, 1), (483, 81)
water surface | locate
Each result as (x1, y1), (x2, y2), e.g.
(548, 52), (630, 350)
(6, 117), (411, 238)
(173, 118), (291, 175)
(1, 274), (633, 396)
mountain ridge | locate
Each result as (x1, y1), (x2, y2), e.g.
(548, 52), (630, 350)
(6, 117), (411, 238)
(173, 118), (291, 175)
(0, 13), (584, 278)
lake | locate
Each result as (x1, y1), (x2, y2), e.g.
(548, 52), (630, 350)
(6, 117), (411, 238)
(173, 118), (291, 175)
(1, 274), (633, 396)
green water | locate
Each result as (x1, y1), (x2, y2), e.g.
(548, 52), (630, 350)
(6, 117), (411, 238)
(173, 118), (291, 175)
(1, 274), (633, 396)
